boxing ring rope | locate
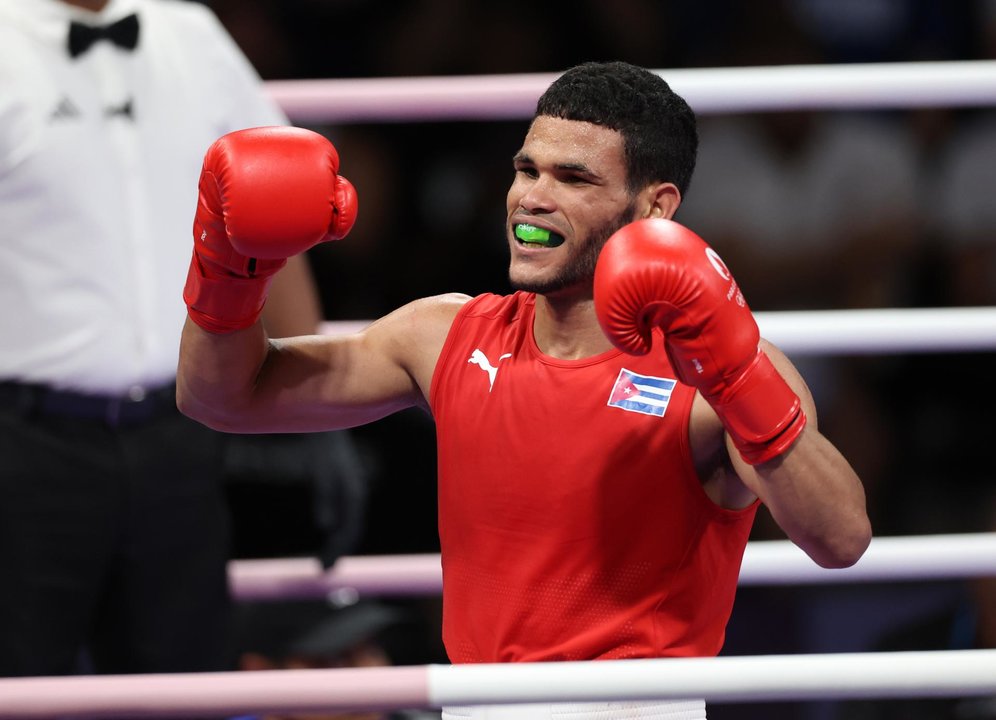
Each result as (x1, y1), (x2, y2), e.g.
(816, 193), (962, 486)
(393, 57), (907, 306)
(267, 59), (996, 123)
(320, 306), (996, 354)
(1, 650), (994, 717)
(229, 532), (996, 601)
(756, 308), (996, 355)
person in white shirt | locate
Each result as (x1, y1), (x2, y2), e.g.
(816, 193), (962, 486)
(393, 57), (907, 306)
(0, 0), (321, 677)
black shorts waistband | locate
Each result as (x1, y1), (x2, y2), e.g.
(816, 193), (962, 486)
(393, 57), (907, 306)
(0, 381), (177, 427)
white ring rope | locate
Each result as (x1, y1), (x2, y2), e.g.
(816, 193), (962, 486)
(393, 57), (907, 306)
(0, 650), (993, 717)
(429, 650), (996, 706)
(755, 307), (996, 355)
(321, 307), (996, 355)
(229, 532), (996, 601)
(267, 60), (996, 123)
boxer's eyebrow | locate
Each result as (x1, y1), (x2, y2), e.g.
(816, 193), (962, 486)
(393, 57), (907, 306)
(513, 153), (601, 180)
(556, 161), (598, 177)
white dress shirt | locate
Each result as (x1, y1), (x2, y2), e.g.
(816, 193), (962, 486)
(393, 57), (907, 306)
(0, 0), (287, 394)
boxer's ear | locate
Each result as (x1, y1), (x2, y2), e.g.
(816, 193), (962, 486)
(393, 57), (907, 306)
(642, 182), (680, 221)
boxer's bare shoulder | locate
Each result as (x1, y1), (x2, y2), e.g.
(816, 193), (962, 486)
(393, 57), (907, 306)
(360, 292), (471, 408)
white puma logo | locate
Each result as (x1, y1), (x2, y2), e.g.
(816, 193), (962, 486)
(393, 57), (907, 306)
(468, 348), (512, 392)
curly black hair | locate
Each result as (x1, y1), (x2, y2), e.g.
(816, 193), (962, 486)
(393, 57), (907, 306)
(535, 61), (698, 199)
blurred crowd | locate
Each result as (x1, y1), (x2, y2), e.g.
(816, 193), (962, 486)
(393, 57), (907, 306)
(200, 2), (995, 718)
(200, 0), (996, 549)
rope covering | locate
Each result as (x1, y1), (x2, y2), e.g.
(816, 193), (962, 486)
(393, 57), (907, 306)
(322, 307), (996, 354)
(0, 650), (993, 717)
(268, 60), (996, 123)
(229, 533), (996, 600)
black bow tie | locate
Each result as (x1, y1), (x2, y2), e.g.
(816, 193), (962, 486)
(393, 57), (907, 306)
(68, 13), (140, 58)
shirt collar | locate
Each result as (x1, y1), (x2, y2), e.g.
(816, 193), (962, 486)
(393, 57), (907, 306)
(0, 0), (141, 45)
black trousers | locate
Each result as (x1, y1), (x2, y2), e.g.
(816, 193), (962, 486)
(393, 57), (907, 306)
(0, 384), (231, 677)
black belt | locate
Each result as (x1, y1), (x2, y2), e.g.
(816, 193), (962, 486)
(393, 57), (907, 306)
(0, 381), (177, 427)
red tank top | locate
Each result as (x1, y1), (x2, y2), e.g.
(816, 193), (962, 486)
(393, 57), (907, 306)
(429, 292), (756, 664)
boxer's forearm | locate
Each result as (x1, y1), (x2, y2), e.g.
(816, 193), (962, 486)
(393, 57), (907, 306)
(743, 426), (871, 569)
(176, 316), (271, 432)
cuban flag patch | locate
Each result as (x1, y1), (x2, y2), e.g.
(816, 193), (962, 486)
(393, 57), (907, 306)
(607, 368), (676, 418)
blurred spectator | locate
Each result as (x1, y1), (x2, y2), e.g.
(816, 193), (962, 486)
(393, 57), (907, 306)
(675, 1), (923, 312)
(231, 599), (441, 720)
(834, 492), (996, 719)
(786, 0), (978, 63)
(679, 109), (922, 311)
(873, 0), (996, 537)
(930, 106), (996, 307)
(224, 428), (369, 569)
(674, 2), (920, 542)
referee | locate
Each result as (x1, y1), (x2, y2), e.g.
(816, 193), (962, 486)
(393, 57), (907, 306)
(0, 0), (314, 678)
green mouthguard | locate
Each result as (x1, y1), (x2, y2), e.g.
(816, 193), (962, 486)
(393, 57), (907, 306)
(515, 223), (552, 245)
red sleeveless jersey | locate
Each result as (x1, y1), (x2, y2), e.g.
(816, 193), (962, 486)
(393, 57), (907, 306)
(429, 292), (757, 664)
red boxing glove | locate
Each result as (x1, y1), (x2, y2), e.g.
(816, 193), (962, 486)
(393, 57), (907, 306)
(593, 218), (806, 464)
(183, 126), (358, 333)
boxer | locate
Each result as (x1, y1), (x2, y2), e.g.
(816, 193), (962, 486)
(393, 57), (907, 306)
(178, 62), (871, 719)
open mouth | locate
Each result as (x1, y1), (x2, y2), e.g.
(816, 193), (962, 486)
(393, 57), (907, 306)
(514, 223), (565, 248)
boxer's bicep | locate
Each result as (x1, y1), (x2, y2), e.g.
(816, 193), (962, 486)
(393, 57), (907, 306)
(303, 293), (469, 424)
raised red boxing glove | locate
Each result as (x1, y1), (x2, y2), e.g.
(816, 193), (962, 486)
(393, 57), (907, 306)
(183, 126), (357, 333)
(593, 218), (806, 464)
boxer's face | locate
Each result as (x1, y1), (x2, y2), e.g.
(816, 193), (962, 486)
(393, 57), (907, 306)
(506, 116), (637, 297)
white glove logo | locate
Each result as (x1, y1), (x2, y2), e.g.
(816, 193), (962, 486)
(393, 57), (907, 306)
(705, 247), (745, 306)
(705, 247), (731, 281)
